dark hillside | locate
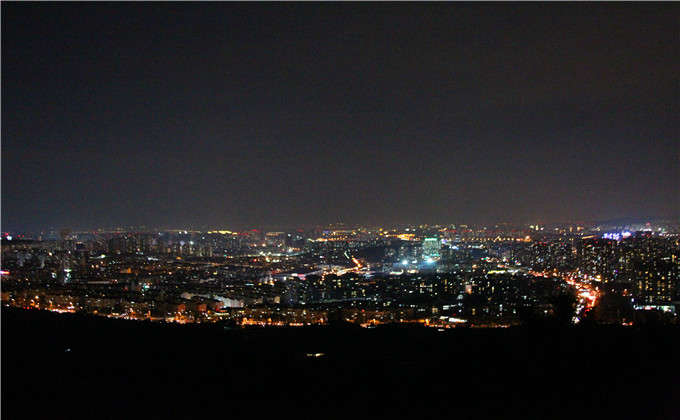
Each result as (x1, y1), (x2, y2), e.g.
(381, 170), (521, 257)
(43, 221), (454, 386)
(3, 307), (679, 419)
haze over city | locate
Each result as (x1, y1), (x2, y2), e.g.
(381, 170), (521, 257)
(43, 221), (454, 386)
(3, 2), (678, 232)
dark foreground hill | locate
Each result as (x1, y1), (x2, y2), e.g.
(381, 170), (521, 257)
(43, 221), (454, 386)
(3, 307), (679, 419)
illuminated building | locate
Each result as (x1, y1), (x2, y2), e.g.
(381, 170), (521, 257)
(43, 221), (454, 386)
(628, 236), (679, 304)
(422, 237), (441, 261)
(577, 238), (616, 281)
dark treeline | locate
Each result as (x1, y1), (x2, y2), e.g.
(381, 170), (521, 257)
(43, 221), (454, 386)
(3, 307), (679, 419)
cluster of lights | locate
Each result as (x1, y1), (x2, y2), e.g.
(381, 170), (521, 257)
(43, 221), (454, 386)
(602, 231), (632, 241)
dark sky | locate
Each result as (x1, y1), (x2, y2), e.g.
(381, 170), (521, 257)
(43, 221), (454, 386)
(2, 3), (678, 231)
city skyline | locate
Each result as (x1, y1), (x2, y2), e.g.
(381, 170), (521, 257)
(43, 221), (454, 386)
(3, 215), (677, 237)
(3, 3), (678, 232)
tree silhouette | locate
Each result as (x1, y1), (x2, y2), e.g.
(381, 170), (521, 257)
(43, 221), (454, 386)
(548, 290), (578, 326)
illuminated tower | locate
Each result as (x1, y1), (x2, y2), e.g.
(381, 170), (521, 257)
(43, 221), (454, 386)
(422, 237), (441, 261)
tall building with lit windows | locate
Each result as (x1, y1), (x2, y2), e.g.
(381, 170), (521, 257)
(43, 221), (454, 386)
(577, 238), (616, 281)
(421, 237), (441, 261)
(629, 236), (679, 305)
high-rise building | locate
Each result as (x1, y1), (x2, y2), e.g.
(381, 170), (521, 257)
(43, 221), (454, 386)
(422, 237), (441, 261)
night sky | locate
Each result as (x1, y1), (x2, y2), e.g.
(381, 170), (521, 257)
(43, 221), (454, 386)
(2, 3), (678, 232)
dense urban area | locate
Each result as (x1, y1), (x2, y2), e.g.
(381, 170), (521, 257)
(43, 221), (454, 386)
(3, 220), (678, 327)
